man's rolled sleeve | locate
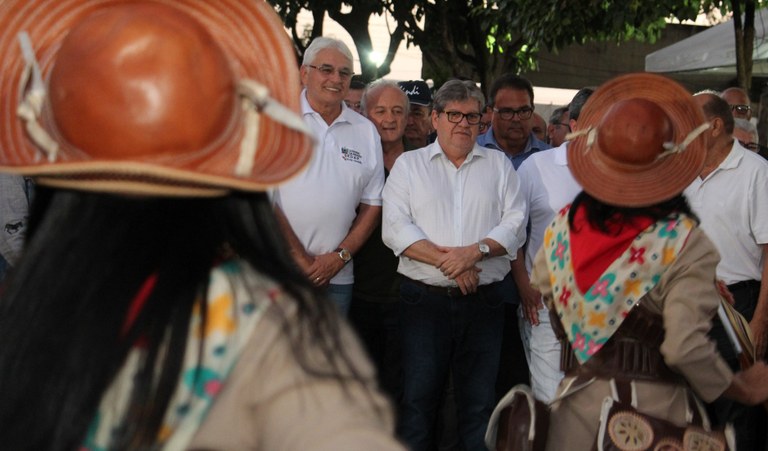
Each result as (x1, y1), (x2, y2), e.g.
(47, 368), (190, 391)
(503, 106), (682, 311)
(485, 163), (526, 260)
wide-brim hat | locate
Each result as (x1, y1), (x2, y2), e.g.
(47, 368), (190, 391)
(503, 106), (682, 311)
(568, 73), (707, 207)
(0, 0), (312, 196)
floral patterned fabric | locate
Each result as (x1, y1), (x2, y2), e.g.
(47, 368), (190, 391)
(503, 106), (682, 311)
(83, 260), (278, 450)
(543, 206), (694, 364)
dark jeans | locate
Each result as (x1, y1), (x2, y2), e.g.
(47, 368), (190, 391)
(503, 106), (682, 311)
(348, 298), (403, 406)
(397, 278), (505, 451)
(706, 280), (766, 451)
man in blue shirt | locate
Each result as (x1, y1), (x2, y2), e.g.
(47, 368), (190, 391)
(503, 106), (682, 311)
(477, 74), (550, 169)
(478, 74), (551, 403)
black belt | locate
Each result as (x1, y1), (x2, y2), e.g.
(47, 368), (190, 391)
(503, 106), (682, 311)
(405, 277), (500, 297)
(727, 280), (760, 292)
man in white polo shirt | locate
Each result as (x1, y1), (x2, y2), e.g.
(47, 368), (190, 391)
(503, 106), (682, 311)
(274, 37), (384, 315)
(686, 92), (768, 450)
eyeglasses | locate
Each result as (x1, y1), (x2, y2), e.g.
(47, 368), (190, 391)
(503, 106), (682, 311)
(493, 106), (534, 120)
(306, 64), (355, 81)
(344, 100), (361, 110)
(552, 122), (571, 132)
(738, 140), (759, 151)
(441, 110), (482, 125)
(731, 104), (752, 115)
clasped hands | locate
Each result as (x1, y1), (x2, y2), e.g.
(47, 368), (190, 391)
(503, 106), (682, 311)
(295, 250), (345, 288)
(435, 245), (482, 295)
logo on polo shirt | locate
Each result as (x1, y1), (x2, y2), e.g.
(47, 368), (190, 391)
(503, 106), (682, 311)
(341, 146), (362, 164)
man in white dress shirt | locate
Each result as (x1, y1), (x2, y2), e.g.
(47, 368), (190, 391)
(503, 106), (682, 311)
(382, 79), (526, 451)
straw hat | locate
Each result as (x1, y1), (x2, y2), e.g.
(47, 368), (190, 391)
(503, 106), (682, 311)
(0, 0), (312, 196)
(567, 73), (708, 207)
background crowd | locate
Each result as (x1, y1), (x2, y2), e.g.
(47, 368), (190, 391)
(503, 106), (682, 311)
(3, 3), (768, 448)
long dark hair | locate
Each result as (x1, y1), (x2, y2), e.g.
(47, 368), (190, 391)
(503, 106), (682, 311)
(568, 191), (699, 234)
(0, 187), (349, 449)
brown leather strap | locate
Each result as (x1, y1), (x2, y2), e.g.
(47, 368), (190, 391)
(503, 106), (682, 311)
(559, 303), (685, 384)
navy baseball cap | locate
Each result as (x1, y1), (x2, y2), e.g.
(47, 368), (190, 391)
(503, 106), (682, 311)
(398, 80), (432, 106)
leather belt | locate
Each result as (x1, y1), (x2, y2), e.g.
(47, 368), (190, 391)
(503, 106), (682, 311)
(405, 277), (500, 297)
(727, 279), (760, 293)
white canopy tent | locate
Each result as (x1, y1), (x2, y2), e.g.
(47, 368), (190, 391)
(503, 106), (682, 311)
(646, 9), (768, 82)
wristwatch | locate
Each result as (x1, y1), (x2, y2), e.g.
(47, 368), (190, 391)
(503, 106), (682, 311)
(336, 247), (352, 264)
(478, 242), (490, 260)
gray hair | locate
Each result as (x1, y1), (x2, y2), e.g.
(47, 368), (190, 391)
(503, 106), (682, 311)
(432, 80), (485, 113)
(734, 118), (758, 141)
(567, 87), (595, 122)
(361, 79), (409, 116)
(548, 106), (569, 125)
(302, 37), (354, 67)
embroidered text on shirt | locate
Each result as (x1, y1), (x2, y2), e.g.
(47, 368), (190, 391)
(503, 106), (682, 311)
(341, 147), (362, 164)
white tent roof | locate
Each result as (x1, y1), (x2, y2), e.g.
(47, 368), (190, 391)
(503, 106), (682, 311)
(646, 8), (768, 76)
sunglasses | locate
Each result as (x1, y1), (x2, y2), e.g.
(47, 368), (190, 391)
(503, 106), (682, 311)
(731, 104), (751, 115)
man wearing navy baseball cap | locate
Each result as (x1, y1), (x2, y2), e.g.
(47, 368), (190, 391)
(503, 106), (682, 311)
(398, 80), (434, 149)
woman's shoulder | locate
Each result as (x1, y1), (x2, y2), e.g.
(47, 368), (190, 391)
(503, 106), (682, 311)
(207, 259), (291, 312)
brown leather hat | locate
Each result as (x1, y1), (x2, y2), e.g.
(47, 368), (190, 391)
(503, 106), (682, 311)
(567, 73), (708, 207)
(0, 0), (312, 196)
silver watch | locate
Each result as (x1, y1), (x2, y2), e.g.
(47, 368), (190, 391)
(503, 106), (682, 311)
(336, 247), (352, 264)
(478, 242), (490, 260)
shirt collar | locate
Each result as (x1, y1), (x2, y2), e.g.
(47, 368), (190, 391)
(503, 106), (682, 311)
(477, 129), (550, 154)
(720, 139), (746, 170)
(300, 89), (350, 124)
(554, 142), (569, 166)
(428, 141), (487, 163)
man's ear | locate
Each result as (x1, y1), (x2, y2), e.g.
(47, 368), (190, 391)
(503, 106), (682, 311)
(709, 117), (724, 138)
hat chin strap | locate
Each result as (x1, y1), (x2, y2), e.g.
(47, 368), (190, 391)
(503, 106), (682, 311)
(656, 122), (711, 160)
(235, 79), (313, 177)
(16, 32), (59, 163)
(16, 32), (312, 178)
(566, 127), (598, 149)
(566, 122), (711, 160)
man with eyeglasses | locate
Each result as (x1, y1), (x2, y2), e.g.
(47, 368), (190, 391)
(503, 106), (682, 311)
(274, 37), (384, 316)
(383, 79), (525, 451)
(477, 74), (551, 170)
(547, 106), (570, 148)
(476, 73), (551, 405)
(721, 86), (752, 121)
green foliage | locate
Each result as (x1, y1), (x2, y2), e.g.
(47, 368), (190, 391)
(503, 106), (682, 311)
(264, 0), (767, 88)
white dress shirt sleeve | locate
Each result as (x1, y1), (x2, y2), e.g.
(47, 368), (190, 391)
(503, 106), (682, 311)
(483, 157), (526, 259)
(382, 155), (429, 256)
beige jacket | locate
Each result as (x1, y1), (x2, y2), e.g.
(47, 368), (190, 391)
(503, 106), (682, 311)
(188, 290), (405, 450)
(532, 226), (733, 450)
